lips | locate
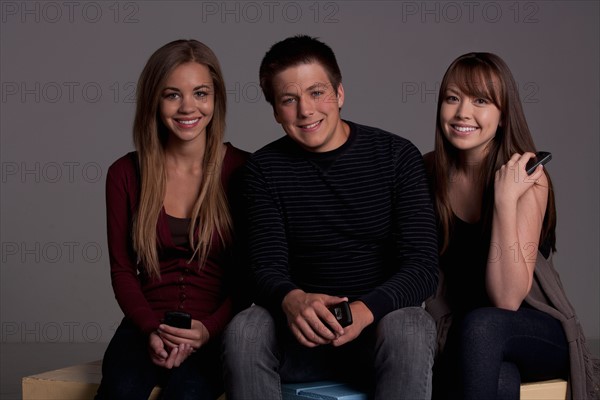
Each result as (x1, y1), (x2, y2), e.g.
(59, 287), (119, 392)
(451, 124), (478, 135)
(299, 120), (322, 131)
(174, 118), (200, 128)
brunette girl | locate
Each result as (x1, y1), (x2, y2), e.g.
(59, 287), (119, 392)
(426, 52), (598, 400)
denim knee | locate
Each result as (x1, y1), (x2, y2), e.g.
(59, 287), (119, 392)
(377, 307), (437, 350)
(373, 307), (436, 399)
(223, 305), (277, 361)
(222, 306), (283, 400)
(460, 307), (509, 344)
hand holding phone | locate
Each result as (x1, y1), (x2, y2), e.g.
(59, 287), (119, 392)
(526, 151), (552, 175)
(327, 301), (353, 328)
(163, 311), (192, 329)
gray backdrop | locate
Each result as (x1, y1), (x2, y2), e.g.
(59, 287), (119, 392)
(1, 1), (598, 346)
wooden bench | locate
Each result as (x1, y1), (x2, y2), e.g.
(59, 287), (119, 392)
(281, 379), (568, 400)
(22, 360), (567, 399)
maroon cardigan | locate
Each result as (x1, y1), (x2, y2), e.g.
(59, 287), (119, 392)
(105, 143), (248, 337)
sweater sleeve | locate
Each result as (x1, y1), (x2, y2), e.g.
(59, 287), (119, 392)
(105, 155), (161, 335)
(243, 158), (298, 313)
(358, 140), (439, 321)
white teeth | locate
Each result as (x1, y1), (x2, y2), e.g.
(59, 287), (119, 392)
(302, 121), (320, 129)
(454, 125), (476, 132)
(178, 119), (198, 125)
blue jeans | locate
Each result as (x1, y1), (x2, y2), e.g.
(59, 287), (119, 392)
(434, 307), (569, 400)
(222, 305), (436, 400)
(95, 319), (223, 400)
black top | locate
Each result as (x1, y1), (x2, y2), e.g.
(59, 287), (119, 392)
(441, 215), (551, 315)
(242, 120), (439, 322)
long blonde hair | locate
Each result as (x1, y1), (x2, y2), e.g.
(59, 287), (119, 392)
(132, 39), (231, 279)
(431, 52), (556, 254)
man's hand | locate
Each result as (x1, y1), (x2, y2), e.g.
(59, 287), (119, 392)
(282, 289), (348, 347)
(332, 301), (374, 347)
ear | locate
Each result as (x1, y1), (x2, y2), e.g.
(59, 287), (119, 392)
(335, 83), (345, 109)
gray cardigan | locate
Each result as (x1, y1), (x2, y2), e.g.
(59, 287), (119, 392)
(426, 251), (600, 399)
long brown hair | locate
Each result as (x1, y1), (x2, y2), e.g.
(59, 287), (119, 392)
(132, 39), (230, 279)
(431, 52), (556, 254)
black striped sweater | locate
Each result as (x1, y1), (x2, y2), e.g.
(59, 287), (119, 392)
(243, 121), (438, 322)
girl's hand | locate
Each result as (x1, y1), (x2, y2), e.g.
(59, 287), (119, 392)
(157, 319), (210, 351)
(494, 152), (545, 207)
(148, 331), (193, 369)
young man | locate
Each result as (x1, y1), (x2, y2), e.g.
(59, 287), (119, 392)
(223, 35), (438, 400)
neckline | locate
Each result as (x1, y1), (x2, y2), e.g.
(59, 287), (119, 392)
(166, 213), (191, 222)
(454, 213), (481, 226)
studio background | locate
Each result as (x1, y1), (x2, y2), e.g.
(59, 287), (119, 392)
(1, 1), (598, 398)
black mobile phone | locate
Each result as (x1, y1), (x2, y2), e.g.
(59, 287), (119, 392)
(526, 151), (552, 175)
(163, 311), (192, 329)
(327, 301), (353, 328)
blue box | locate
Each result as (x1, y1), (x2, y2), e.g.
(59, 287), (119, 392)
(282, 381), (368, 400)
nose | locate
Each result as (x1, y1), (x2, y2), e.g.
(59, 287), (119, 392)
(178, 95), (195, 113)
(297, 96), (314, 118)
(455, 100), (471, 119)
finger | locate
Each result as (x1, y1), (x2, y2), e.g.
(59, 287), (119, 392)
(301, 310), (338, 342)
(148, 335), (168, 358)
(151, 357), (166, 367)
(304, 302), (340, 339)
(332, 330), (353, 347)
(289, 323), (318, 348)
(172, 345), (187, 368)
(164, 347), (179, 369)
(158, 328), (192, 348)
(332, 324), (361, 347)
(159, 335), (179, 350)
(150, 352), (166, 364)
(293, 305), (336, 343)
(316, 307), (344, 336)
(150, 348), (168, 367)
(322, 296), (349, 306)
(159, 326), (203, 350)
(297, 317), (332, 345)
(293, 316), (333, 347)
(525, 164), (544, 183)
(518, 152), (536, 169)
(158, 324), (187, 337)
(521, 151), (536, 161)
(506, 153), (521, 167)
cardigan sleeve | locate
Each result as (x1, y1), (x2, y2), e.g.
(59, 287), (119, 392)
(105, 154), (161, 335)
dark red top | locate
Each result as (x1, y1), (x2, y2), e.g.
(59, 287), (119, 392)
(105, 143), (248, 336)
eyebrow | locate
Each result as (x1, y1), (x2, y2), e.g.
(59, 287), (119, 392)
(306, 82), (329, 91)
(278, 82), (330, 97)
(162, 84), (212, 92)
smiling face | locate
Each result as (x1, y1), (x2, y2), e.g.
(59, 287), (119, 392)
(159, 62), (214, 145)
(272, 62), (348, 153)
(440, 83), (502, 159)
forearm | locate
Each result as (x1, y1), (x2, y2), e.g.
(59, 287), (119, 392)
(486, 153), (548, 310)
(486, 204), (534, 309)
